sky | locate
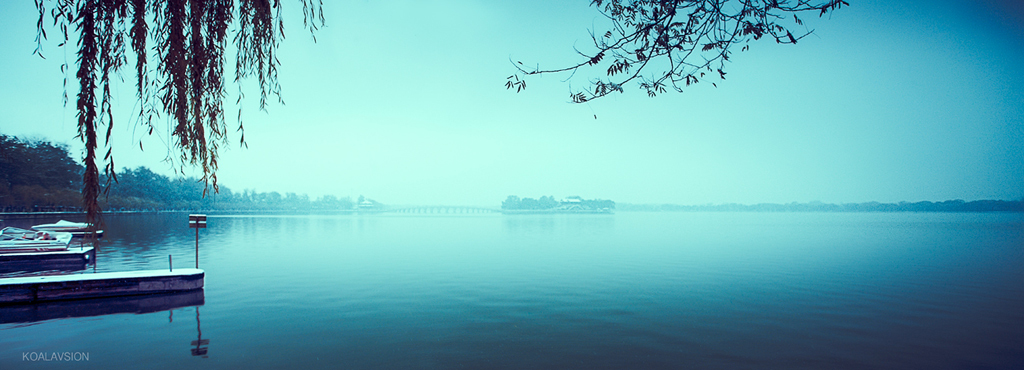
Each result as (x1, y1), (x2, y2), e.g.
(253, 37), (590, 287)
(1, 0), (1022, 206)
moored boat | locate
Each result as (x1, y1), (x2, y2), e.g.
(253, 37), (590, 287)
(0, 227), (73, 253)
(32, 220), (104, 238)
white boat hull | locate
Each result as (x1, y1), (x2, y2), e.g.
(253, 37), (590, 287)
(31, 220), (104, 238)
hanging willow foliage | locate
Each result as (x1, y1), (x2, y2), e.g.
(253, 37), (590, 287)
(34, 0), (324, 222)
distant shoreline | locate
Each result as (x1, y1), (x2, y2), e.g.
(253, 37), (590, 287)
(618, 199), (1024, 213)
(3, 199), (1021, 219)
(501, 209), (613, 215)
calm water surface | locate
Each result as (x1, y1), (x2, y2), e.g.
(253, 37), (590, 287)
(1, 212), (1022, 369)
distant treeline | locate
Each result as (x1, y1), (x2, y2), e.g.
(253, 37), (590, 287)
(1, 135), (82, 211)
(618, 200), (1024, 213)
(105, 167), (358, 212)
(502, 195), (615, 211)
(1, 134), (360, 213)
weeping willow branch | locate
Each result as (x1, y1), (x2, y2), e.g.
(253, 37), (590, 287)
(507, 0), (848, 103)
(36, 0), (325, 223)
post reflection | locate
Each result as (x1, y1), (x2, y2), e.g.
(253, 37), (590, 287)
(191, 307), (210, 358)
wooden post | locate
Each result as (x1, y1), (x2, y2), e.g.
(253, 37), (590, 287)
(188, 214), (207, 268)
(169, 254), (173, 272)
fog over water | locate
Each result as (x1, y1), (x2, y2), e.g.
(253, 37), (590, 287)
(1, 0), (1021, 206)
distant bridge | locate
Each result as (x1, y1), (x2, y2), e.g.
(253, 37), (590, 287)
(386, 206), (501, 214)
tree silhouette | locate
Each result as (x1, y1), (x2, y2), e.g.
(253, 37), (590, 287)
(34, 0), (324, 222)
(506, 0), (848, 103)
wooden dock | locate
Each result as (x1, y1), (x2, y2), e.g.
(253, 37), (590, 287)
(0, 269), (204, 304)
(0, 247), (96, 273)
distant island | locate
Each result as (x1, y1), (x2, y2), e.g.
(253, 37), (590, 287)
(501, 196), (615, 214)
(618, 200), (1024, 213)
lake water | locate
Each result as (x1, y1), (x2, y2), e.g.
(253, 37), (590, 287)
(1, 212), (1022, 369)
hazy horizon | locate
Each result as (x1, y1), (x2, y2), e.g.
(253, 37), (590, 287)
(2, 0), (1021, 207)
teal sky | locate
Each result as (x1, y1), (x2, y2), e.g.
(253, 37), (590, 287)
(1, 0), (1021, 206)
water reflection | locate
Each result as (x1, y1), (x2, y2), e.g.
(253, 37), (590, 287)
(102, 213), (194, 250)
(0, 289), (205, 325)
(502, 214), (615, 237)
(191, 307), (210, 358)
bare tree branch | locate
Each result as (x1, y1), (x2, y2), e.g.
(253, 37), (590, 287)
(508, 0), (849, 102)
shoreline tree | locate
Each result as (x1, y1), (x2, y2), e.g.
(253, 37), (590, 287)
(33, 0), (324, 223)
(507, 0), (848, 103)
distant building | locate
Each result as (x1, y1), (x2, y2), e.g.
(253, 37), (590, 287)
(559, 196), (586, 211)
(357, 198), (384, 212)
